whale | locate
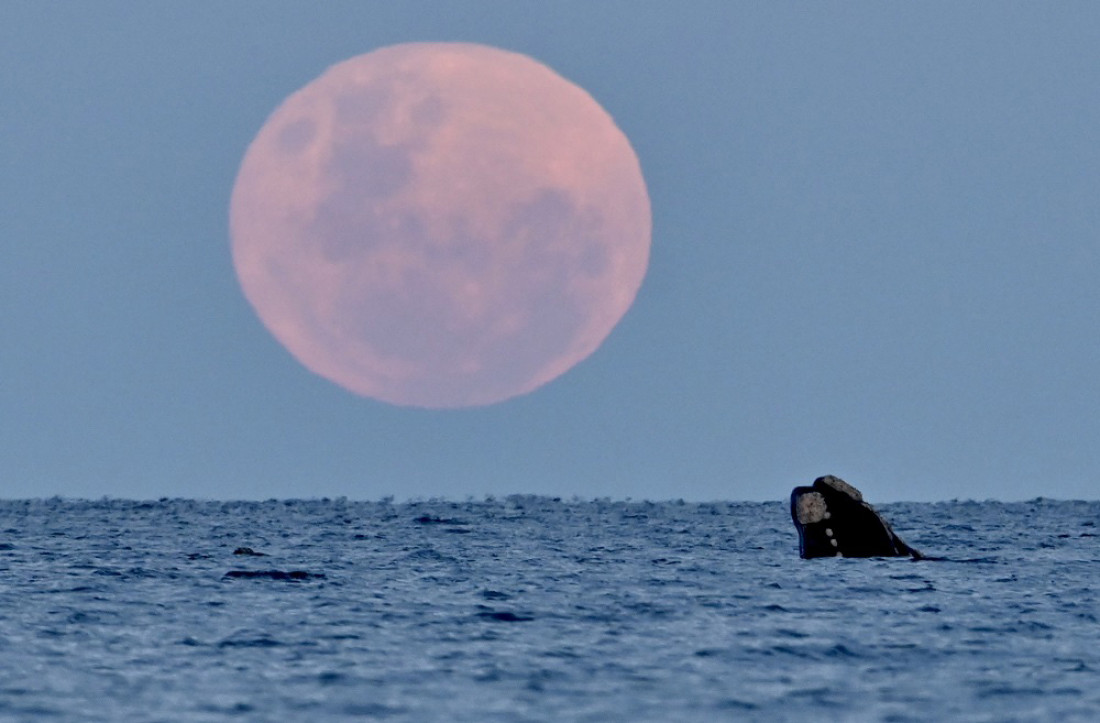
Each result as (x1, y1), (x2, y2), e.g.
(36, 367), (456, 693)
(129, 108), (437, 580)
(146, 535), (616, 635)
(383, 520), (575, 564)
(791, 475), (923, 559)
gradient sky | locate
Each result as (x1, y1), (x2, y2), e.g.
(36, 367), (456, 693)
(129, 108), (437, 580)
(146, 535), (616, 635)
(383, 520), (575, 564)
(3, 2), (1098, 502)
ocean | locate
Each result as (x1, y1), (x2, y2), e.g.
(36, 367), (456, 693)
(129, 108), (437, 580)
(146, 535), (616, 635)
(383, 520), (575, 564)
(0, 496), (1097, 722)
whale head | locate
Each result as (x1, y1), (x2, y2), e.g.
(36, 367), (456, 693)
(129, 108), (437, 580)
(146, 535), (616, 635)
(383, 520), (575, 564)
(791, 475), (922, 559)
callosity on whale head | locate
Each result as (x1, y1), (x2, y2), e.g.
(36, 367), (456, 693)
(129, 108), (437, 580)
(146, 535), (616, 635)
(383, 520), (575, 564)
(791, 475), (923, 559)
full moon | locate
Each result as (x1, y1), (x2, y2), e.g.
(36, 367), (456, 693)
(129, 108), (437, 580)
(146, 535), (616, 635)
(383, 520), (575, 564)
(230, 43), (650, 408)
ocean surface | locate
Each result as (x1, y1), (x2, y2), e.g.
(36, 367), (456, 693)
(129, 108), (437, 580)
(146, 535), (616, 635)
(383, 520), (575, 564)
(0, 496), (1097, 722)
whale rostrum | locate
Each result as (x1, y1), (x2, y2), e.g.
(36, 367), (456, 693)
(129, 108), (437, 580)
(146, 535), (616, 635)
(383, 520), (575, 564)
(791, 475), (923, 559)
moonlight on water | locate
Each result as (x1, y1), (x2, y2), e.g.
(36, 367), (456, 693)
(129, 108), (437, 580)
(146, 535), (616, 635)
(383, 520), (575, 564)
(230, 42), (651, 408)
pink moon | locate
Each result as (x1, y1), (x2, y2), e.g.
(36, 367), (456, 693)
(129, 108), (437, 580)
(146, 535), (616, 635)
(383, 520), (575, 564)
(230, 43), (651, 408)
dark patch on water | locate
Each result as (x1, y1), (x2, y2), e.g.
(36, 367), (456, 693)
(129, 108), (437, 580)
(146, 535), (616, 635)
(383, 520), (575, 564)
(413, 515), (468, 526)
(476, 610), (534, 622)
(718, 697), (759, 710)
(223, 570), (325, 581)
(218, 635), (283, 648)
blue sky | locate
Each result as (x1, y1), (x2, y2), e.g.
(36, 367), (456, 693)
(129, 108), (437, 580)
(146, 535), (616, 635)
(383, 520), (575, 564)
(3, 2), (1098, 502)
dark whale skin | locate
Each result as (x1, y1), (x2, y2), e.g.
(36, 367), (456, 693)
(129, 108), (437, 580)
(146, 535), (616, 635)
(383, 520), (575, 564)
(791, 476), (922, 559)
